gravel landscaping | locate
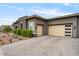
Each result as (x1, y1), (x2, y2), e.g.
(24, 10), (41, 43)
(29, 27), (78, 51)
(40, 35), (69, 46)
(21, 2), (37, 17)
(0, 32), (29, 46)
(0, 36), (79, 56)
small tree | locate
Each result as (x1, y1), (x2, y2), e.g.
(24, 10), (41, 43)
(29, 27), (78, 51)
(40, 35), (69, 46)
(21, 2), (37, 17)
(2, 25), (12, 34)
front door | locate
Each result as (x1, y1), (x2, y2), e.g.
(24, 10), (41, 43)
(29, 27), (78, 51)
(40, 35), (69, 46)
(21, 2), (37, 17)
(37, 25), (43, 36)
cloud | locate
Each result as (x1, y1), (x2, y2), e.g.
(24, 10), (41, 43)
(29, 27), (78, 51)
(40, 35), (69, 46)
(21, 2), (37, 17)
(63, 3), (79, 7)
(0, 4), (26, 11)
(0, 4), (73, 26)
(63, 3), (70, 6)
(0, 8), (72, 26)
(30, 8), (71, 18)
(0, 4), (72, 18)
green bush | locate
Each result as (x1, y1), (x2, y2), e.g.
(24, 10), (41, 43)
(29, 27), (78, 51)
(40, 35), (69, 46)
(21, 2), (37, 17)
(13, 29), (21, 35)
(13, 29), (32, 37)
(21, 29), (27, 37)
(21, 29), (32, 37)
(27, 29), (32, 37)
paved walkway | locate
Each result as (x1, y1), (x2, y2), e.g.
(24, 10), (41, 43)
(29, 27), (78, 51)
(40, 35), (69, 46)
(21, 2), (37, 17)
(0, 36), (79, 56)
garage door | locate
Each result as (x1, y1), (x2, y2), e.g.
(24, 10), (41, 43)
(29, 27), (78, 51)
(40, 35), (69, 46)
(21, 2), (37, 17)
(48, 25), (65, 36)
(48, 24), (72, 37)
(37, 25), (43, 36)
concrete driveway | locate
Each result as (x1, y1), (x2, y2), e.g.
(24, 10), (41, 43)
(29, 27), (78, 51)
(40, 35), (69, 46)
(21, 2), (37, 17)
(0, 36), (79, 56)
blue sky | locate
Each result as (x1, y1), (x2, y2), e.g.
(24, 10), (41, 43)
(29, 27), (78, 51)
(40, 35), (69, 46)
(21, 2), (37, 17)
(0, 3), (79, 26)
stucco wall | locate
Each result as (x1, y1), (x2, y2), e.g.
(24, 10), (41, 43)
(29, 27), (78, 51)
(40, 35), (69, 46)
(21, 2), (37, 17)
(47, 17), (77, 38)
(35, 18), (47, 35)
(18, 19), (26, 29)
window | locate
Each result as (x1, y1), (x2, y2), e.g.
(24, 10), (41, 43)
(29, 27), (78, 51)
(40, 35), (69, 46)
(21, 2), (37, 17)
(65, 34), (71, 36)
(65, 31), (71, 33)
(65, 28), (71, 30)
(65, 24), (71, 27)
(28, 21), (35, 33)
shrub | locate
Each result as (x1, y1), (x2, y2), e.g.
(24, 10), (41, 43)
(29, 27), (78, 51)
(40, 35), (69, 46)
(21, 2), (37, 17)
(13, 29), (21, 35)
(21, 29), (27, 37)
(13, 29), (33, 37)
(27, 29), (32, 37)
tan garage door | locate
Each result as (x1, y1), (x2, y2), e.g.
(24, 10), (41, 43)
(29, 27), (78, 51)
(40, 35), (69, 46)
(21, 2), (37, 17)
(48, 25), (65, 36)
(37, 25), (43, 36)
(48, 24), (72, 37)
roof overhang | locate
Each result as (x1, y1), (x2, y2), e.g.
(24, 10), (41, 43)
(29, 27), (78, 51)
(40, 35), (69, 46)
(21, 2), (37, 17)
(48, 13), (79, 20)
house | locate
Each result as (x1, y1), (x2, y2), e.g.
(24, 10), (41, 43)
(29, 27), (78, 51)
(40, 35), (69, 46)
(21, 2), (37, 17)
(12, 13), (79, 38)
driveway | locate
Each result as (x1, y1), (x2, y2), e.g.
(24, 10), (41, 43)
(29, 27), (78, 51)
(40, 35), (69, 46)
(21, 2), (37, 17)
(0, 36), (79, 56)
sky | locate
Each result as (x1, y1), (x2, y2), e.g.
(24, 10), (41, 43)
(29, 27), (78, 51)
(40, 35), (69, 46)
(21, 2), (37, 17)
(0, 3), (79, 26)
